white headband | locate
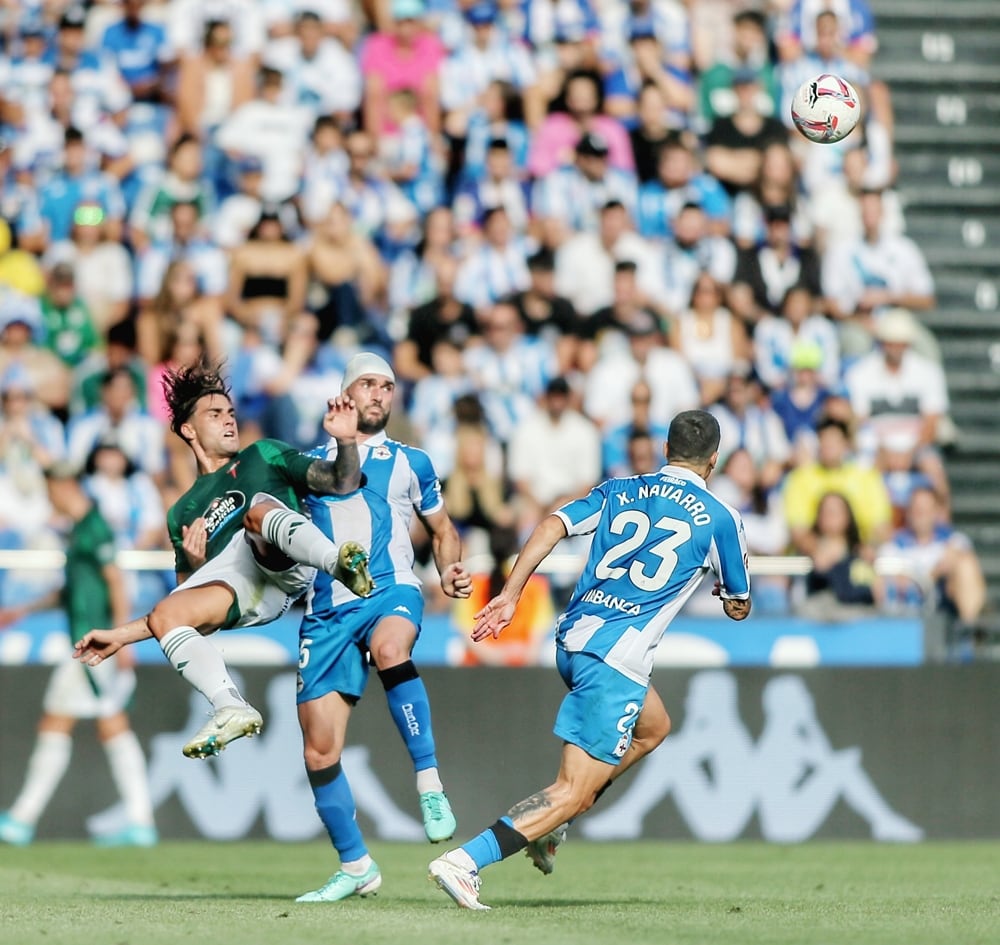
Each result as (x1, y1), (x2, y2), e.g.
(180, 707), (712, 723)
(341, 352), (396, 392)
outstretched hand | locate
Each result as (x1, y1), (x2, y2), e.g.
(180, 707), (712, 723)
(74, 628), (124, 666)
(323, 395), (358, 441)
(440, 561), (473, 599)
(471, 593), (516, 642)
(182, 518), (208, 571)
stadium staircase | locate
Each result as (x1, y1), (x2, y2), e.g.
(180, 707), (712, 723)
(870, 0), (1000, 615)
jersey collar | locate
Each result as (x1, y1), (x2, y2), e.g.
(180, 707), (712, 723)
(327, 429), (388, 453)
(659, 464), (708, 490)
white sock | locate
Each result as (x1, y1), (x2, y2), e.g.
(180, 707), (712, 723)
(416, 767), (443, 794)
(102, 731), (155, 827)
(341, 854), (373, 876)
(159, 626), (246, 710)
(446, 849), (477, 872)
(10, 731), (72, 826)
(260, 507), (339, 574)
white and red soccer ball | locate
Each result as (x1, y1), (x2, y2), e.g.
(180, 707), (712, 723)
(790, 73), (861, 144)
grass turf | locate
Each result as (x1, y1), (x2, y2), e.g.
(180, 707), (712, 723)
(1, 840), (998, 945)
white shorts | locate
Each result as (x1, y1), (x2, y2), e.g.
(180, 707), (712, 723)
(173, 496), (316, 629)
(43, 654), (136, 719)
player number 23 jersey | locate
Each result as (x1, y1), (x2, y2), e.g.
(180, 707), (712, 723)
(554, 465), (750, 684)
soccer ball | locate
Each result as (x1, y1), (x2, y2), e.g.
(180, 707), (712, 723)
(790, 73), (861, 144)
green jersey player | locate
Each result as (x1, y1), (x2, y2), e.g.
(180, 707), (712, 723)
(74, 361), (373, 759)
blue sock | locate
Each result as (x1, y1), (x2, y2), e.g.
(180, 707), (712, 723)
(309, 763), (367, 864)
(462, 817), (528, 871)
(378, 662), (438, 772)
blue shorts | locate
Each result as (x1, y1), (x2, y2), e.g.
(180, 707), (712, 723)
(553, 648), (648, 765)
(296, 585), (424, 704)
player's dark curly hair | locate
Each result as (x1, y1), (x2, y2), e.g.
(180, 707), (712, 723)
(162, 360), (231, 440)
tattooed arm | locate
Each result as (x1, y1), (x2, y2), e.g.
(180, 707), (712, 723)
(306, 396), (362, 495)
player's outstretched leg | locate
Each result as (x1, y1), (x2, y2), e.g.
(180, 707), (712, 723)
(377, 659), (456, 842)
(257, 507), (374, 597)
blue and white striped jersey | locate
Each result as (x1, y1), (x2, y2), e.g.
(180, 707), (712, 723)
(305, 430), (445, 612)
(553, 464), (750, 684)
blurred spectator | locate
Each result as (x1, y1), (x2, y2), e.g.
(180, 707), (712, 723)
(532, 130), (637, 242)
(555, 199), (664, 317)
(628, 82), (682, 184)
(215, 66), (312, 202)
(703, 69), (787, 198)
(175, 19), (255, 142)
(462, 297), (557, 445)
(528, 69), (634, 178)
(600, 378), (671, 479)
(263, 9), (361, 122)
(309, 128), (418, 246)
(440, 393), (510, 563)
(453, 206), (531, 311)
(225, 205), (308, 347)
(439, 3), (539, 129)
(66, 366), (165, 484)
(455, 78), (531, 190)
(636, 138), (731, 242)
(709, 366), (791, 493)
(513, 248), (581, 374)
(38, 261), (101, 370)
(875, 433), (938, 529)
(136, 200), (228, 307)
(212, 154), (268, 249)
(73, 320), (149, 417)
(35, 127), (127, 247)
(0, 296), (71, 414)
(101, 0), (175, 105)
(879, 486), (986, 628)
(658, 201), (737, 315)
(770, 340), (850, 465)
(623, 427), (661, 476)
(782, 416), (892, 556)
(822, 190), (935, 332)
(583, 309), (698, 433)
(698, 8), (777, 124)
(307, 201), (388, 346)
(168, 0), (267, 60)
(361, 0), (446, 137)
(389, 208), (457, 327)
(712, 446), (790, 612)
(409, 338), (477, 478)
(670, 271), (751, 407)
(732, 204), (822, 326)
(0, 220), (45, 299)
(394, 256), (480, 382)
(753, 284), (840, 393)
(129, 134), (215, 250)
(731, 141), (813, 250)
(43, 202), (132, 333)
(136, 259), (224, 368)
(507, 375), (601, 533)
(799, 491), (880, 613)
(453, 138), (531, 238)
(844, 308), (951, 493)
(776, 0), (878, 69)
(83, 436), (165, 555)
(580, 260), (664, 371)
(380, 88), (446, 217)
(0, 365), (66, 550)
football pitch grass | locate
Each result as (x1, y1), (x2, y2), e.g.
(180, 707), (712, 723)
(2, 840), (998, 945)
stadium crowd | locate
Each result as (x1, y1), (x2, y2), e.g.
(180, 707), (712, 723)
(0, 0), (986, 653)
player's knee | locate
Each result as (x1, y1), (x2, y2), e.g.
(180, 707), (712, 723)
(303, 740), (343, 771)
(646, 709), (672, 748)
(243, 504), (267, 535)
(370, 639), (411, 670)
